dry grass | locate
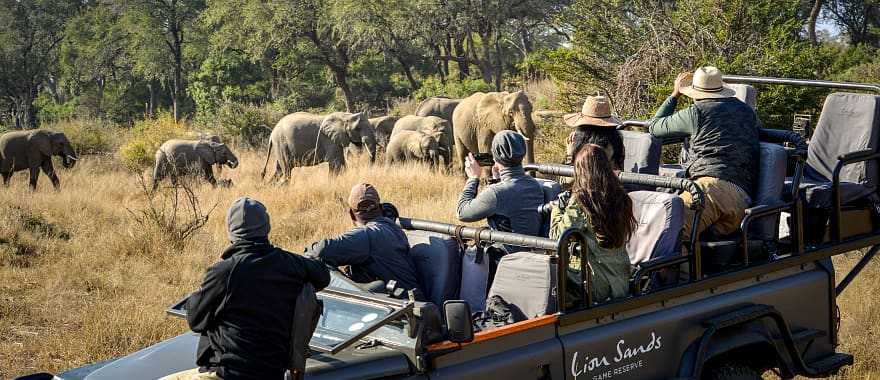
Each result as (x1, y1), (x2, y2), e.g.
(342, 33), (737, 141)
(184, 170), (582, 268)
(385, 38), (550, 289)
(1, 127), (880, 379)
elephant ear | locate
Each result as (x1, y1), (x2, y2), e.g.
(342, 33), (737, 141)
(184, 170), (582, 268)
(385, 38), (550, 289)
(476, 93), (506, 129)
(319, 113), (352, 147)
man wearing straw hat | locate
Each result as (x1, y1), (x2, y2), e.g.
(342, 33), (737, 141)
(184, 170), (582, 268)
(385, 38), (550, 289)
(563, 95), (625, 170)
(649, 66), (760, 239)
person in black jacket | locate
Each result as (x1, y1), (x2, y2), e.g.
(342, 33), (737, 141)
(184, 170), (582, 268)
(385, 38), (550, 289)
(161, 197), (330, 380)
(305, 183), (422, 296)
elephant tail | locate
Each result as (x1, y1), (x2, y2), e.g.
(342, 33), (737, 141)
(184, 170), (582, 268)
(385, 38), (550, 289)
(261, 139), (273, 179)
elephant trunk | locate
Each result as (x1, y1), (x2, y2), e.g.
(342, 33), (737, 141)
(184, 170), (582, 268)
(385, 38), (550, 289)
(227, 156), (239, 169)
(513, 112), (536, 164)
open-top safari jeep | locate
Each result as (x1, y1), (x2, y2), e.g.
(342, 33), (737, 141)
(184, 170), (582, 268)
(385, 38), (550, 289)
(19, 76), (880, 380)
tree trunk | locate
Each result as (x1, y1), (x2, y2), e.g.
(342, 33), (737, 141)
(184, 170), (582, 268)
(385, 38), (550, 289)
(171, 23), (184, 121)
(395, 54), (419, 90)
(147, 80), (157, 118)
(807, 0), (823, 45)
(332, 68), (354, 112)
(493, 29), (503, 91)
(454, 36), (469, 80)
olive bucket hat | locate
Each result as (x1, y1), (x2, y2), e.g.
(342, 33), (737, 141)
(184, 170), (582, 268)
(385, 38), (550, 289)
(563, 95), (621, 128)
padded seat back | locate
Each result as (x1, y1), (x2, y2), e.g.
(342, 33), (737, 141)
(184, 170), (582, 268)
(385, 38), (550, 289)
(405, 230), (462, 306)
(729, 84), (758, 108)
(620, 130), (661, 175)
(751, 142), (787, 240)
(487, 252), (557, 319)
(536, 178), (562, 237)
(807, 93), (880, 191)
(627, 191), (684, 264)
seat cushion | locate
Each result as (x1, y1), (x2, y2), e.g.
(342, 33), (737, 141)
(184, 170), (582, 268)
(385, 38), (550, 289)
(627, 191), (684, 264)
(785, 175), (875, 210)
(750, 142), (787, 240)
(621, 130), (661, 175)
(487, 252), (557, 319)
(405, 230), (462, 306)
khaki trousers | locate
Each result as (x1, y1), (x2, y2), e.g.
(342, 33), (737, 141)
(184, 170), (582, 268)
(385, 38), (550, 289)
(680, 177), (750, 238)
(159, 368), (223, 380)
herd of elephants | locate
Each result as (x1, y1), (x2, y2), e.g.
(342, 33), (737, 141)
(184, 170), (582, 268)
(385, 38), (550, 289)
(0, 91), (538, 190)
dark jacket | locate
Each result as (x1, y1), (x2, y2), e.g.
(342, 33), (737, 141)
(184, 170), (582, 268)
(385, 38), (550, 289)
(457, 166), (545, 251)
(649, 96), (760, 195)
(305, 216), (422, 293)
(186, 239), (331, 380)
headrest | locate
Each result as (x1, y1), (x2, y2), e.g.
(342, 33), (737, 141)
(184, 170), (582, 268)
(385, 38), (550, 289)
(620, 130), (661, 175)
(627, 191), (684, 264)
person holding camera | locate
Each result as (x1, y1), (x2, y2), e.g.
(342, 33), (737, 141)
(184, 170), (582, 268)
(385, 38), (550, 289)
(456, 130), (545, 252)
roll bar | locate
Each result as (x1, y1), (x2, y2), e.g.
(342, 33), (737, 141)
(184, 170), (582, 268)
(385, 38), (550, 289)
(397, 217), (558, 251)
(722, 75), (880, 93)
(523, 163), (705, 210)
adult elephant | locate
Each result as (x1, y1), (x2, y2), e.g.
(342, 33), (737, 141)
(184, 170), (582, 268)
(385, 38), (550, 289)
(0, 130), (77, 190)
(392, 115), (453, 169)
(416, 97), (461, 122)
(153, 139), (239, 188)
(368, 116), (398, 150)
(452, 91), (537, 171)
(261, 111), (376, 184)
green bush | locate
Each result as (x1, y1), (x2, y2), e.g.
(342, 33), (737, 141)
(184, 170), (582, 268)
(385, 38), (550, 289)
(117, 113), (189, 170)
(208, 102), (273, 148)
(411, 76), (494, 102)
(44, 118), (123, 155)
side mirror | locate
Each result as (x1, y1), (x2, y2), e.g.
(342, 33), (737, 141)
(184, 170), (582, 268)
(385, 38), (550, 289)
(443, 300), (474, 343)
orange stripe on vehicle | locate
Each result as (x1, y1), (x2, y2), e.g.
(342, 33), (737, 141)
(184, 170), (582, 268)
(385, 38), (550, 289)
(427, 314), (558, 351)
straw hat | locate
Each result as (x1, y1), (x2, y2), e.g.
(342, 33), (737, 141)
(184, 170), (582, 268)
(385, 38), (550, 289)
(680, 66), (736, 99)
(563, 95), (621, 128)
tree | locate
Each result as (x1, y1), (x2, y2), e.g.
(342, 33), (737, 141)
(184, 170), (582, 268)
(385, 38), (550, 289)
(0, 0), (80, 129)
(826, 0), (880, 45)
(120, 0), (206, 121)
(807, 0), (825, 45)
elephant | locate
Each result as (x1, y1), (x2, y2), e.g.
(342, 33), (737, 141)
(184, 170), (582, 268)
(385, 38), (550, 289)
(261, 111), (377, 184)
(385, 129), (442, 167)
(368, 116), (398, 149)
(0, 130), (77, 190)
(153, 139), (239, 188)
(452, 91), (537, 173)
(391, 115), (453, 169)
(415, 97), (461, 122)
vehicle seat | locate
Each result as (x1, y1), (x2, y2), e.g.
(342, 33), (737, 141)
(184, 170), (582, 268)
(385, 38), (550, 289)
(535, 178), (562, 237)
(405, 230), (462, 306)
(486, 252), (557, 320)
(627, 191), (684, 265)
(701, 142), (787, 271)
(621, 130), (661, 175)
(785, 93), (880, 243)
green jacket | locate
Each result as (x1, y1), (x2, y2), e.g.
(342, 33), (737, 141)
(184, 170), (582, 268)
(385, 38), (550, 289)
(549, 198), (632, 304)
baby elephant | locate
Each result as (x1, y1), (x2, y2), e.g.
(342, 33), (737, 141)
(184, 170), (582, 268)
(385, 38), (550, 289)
(153, 139), (239, 188)
(385, 130), (442, 167)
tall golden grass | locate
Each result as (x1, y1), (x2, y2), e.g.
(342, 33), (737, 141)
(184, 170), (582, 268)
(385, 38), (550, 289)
(1, 132), (879, 379)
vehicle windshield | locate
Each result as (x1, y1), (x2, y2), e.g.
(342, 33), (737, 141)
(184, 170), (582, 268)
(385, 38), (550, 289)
(311, 271), (415, 352)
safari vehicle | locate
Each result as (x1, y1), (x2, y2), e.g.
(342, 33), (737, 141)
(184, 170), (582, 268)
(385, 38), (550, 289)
(19, 76), (880, 380)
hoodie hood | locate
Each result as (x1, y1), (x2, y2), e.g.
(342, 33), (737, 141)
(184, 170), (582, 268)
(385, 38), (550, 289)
(226, 197), (271, 243)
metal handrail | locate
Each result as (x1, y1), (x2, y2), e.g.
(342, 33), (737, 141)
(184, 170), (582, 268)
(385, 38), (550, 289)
(723, 75), (880, 93)
(397, 217), (558, 251)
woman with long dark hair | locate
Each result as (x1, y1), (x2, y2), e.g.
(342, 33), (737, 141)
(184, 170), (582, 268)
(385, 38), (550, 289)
(550, 144), (636, 304)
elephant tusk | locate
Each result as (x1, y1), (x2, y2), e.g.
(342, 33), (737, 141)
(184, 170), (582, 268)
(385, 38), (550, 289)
(66, 155), (77, 161)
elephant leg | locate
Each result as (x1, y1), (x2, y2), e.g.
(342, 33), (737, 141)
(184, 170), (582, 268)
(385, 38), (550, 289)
(454, 137), (470, 177)
(28, 166), (40, 190)
(41, 159), (60, 190)
(202, 163), (217, 187)
(1, 171), (10, 186)
(477, 130), (495, 178)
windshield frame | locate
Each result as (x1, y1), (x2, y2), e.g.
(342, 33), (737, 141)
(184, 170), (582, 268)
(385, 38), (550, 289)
(311, 289), (414, 354)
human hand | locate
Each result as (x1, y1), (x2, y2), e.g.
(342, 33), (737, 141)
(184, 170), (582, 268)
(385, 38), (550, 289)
(465, 153), (482, 179)
(567, 131), (576, 144)
(491, 162), (501, 179)
(672, 72), (692, 98)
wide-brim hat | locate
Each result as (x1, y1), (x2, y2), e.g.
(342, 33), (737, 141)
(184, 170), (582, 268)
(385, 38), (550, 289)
(563, 95), (621, 128)
(680, 66), (736, 99)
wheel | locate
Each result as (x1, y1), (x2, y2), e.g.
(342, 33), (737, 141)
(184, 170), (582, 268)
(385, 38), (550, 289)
(703, 362), (762, 380)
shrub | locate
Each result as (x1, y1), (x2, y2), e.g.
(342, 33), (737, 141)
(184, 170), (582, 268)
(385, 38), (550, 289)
(117, 113), (189, 170)
(411, 75), (494, 102)
(44, 118), (123, 155)
(208, 102), (273, 148)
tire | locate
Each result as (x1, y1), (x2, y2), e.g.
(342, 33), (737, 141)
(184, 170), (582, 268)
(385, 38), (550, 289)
(703, 362), (762, 380)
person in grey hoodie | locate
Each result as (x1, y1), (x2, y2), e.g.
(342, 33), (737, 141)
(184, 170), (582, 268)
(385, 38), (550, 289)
(164, 197), (330, 380)
(457, 130), (545, 250)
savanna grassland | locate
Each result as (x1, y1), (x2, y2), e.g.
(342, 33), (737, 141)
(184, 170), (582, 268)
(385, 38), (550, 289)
(1, 124), (880, 380)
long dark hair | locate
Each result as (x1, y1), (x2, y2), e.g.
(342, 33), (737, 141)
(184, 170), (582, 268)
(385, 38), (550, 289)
(570, 126), (625, 170)
(572, 144), (637, 248)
